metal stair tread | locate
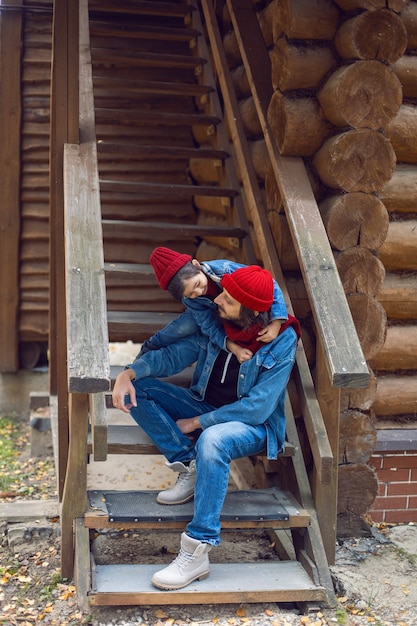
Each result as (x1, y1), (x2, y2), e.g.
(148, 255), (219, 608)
(86, 488), (309, 527)
(90, 561), (326, 605)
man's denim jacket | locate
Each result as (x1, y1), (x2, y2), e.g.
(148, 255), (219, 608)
(145, 259), (288, 351)
(128, 303), (298, 460)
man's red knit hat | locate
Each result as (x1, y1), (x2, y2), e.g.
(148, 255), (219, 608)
(221, 265), (274, 312)
(150, 247), (192, 290)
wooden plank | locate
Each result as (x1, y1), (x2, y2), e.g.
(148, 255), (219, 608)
(97, 142), (229, 160)
(226, 0), (369, 390)
(92, 75), (212, 98)
(90, 393), (108, 461)
(88, 0), (196, 19)
(91, 48), (205, 70)
(0, 0), (23, 372)
(283, 399), (336, 604)
(74, 518), (91, 613)
(60, 393), (89, 579)
(96, 107), (220, 127)
(88, 562), (326, 606)
(314, 341), (340, 566)
(49, 0), (79, 498)
(107, 310), (178, 342)
(64, 142), (110, 393)
(104, 262), (156, 284)
(101, 220), (246, 240)
(90, 22), (200, 43)
(99, 179), (238, 199)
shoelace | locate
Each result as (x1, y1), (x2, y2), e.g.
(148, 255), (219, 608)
(173, 547), (195, 572)
(176, 470), (193, 490)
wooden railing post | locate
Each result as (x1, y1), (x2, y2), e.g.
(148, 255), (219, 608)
(314, 340), (341, 564)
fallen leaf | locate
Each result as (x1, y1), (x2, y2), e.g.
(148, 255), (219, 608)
(236, 608), (246, 617)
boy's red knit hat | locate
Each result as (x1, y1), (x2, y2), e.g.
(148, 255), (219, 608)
(150, 247), (192, 290)
(221, 265), (273, 312)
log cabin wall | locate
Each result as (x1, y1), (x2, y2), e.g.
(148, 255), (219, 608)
(0, 0), (53, 371)
(217, 0), (417, 526)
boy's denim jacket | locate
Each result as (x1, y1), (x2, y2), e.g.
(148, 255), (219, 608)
(144, 259), (288, 352)
(128, 302), (298, 459)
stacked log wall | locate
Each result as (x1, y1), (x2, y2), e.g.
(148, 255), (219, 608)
(220, 0), (416, 530)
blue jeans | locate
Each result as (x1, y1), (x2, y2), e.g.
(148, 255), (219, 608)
(130, 378), (267, 546)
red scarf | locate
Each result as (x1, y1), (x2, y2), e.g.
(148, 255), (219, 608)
(222, 314), (301, 354)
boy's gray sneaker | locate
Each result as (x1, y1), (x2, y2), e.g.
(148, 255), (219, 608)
(151, 532), (211, 590)
(156, 459), (196, 505)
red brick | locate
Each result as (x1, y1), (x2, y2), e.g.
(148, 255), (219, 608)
(387, 482), (417, 496)
(377, 468), (410, 482)
(377, 482), (387, 496)
(372, 496), (408, 510)
(384, 509), (417, 524)
(382, 455), (417, 469)
(409, 496), (417, 508)
(369, 456), (383, 470)
(367, 510), (385, 523)
(412, 469), (417, 481)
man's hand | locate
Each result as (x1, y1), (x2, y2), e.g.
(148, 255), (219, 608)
(176, 416), (201, 435)
(256, 319), (282, 343)
(112, 368), (136, 413)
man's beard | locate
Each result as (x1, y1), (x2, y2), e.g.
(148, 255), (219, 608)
(214, 308), (243, 327)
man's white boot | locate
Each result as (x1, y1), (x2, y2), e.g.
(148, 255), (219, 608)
(157, 460), (196, 505)
(151, 532), (212, 590)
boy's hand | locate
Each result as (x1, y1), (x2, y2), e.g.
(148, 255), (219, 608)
(226, 339), (253, 363)
(256, 319), (282, 343)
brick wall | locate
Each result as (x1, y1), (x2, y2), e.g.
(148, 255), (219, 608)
(367, 430), (417, 524)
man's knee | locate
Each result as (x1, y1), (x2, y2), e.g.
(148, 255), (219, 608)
(195, 425), (228, 458)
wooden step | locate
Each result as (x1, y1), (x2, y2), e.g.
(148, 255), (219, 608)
(88, 420), (296, 457)
(96, 107), (221, 127)
(91, 48), (206, 70)
(85, 488), (309, 530)
(88, 0), (197, 19)
(93, 76), (213, 97)
(108, 310), (178, 341)
(87, 561), (327, 606)
(101, 219), (246, 240)
(104, 262), (156, 284)
(90, 22), (201, 44)
(99, 180), (238, 199)
(97, 142), (229, 161)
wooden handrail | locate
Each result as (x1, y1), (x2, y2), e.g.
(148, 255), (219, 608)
(63, 142), (110, 393)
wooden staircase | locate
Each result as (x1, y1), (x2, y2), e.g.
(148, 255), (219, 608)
(53, 0), (368, 612)
(88, 0), (257, 344)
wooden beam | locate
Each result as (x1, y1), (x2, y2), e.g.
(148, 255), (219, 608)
(49, 0), (79, 498)
(0, 0), (23, 372)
